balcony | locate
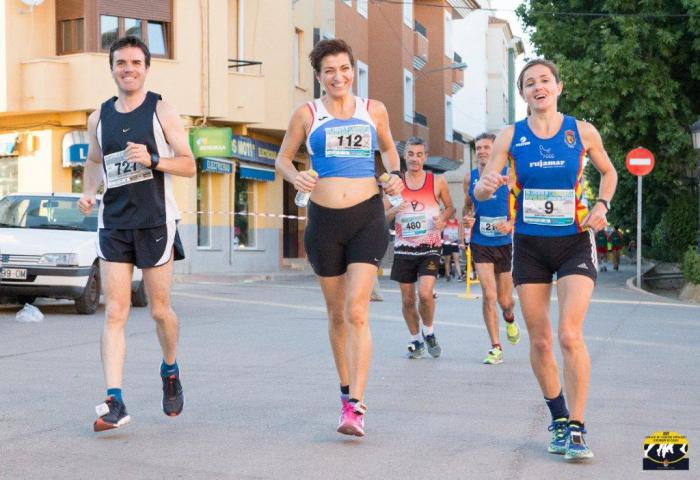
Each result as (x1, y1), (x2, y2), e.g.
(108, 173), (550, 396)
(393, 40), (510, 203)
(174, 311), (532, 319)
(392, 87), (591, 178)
(413, 21), (428, 70)
(451, 53), (464, 93)
(413, 112), (429, 144)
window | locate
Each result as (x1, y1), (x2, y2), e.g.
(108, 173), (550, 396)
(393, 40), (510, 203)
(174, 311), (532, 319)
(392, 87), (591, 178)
(100, 15), (170, 57)
(403, 0), (413, 27)
(100, 15), (118, 50)
(0, 157), (18, 197)
(357, 60), (369, 98)
(357, 0), (368, 18)
(445, 95), (453, 142)
(403, 69), (414, 123)
(234, 172), (256, 248)
(71, 168), (83, 193)
(342, 0), (352, 6)
(124, 18), (142, 39)
(293, 29), (303, 86)
(197, 164), (212, 248)
(59, 18), (84, 54)
(444, 11), (453, 59)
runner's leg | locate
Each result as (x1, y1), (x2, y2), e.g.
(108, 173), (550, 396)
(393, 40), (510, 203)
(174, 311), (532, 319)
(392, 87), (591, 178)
(100, 260), (134, 390)
(399, 282), (420, 336)
(417, 274), (437, 328)
(319, 275), (349, 387)
(475, 262), (499, 346)
(142, 255), (178, 365)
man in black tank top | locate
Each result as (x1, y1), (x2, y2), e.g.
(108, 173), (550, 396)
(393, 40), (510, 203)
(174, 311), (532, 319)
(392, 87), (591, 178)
(78, 37), (195, 432)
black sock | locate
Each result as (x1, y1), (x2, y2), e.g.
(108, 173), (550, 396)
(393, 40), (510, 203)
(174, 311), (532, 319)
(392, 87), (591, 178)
(348, 398), (360, 405)
(340, 385), (350, 396)
(545, 390), (569, 421)
(492, 343), (502, 350)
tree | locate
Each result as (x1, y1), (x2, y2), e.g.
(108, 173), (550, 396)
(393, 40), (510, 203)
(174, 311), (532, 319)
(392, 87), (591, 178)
(517, 1), (700, 258)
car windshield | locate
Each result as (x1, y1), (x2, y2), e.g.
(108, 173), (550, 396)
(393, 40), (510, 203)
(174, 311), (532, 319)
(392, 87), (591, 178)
(0, 195), (99, 232)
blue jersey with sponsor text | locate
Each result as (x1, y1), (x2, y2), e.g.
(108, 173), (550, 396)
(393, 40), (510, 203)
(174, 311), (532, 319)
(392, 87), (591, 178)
(468, 167), (512, 247)
(509, 115), (588, 237)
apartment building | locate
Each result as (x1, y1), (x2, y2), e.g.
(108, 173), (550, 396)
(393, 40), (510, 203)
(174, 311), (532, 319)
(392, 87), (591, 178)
(0, 0), (320, 274)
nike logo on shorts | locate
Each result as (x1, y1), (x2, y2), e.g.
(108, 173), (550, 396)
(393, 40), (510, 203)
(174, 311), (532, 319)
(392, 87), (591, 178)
(122, 128), (130, 133)
(156, 236), (164, 242)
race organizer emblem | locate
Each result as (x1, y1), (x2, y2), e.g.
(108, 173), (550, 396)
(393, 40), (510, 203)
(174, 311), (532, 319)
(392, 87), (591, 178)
(643, 431), (689, 470)
(565, 129), (576, 147)
(325, 125), (372, 158)
(104, 150), (153, 189)
(523, 189), (575, 226)
(479, 216), (508, 237)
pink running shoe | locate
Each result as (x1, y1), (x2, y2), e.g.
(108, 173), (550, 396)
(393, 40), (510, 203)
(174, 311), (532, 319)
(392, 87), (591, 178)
(337, 401), (367, 437)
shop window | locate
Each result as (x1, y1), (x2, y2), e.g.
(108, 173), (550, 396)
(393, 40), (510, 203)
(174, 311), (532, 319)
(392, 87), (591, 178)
(234, 172), (256, 248)
(59, 18), (84, 54)
(72, 168), (83, 193)
(197, 165), (212, 248)
(0, 157), (18, 197)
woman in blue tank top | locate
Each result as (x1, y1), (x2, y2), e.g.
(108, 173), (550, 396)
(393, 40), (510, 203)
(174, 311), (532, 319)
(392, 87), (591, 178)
(474, 59), (618, 460)
(275, 39), (403, 438)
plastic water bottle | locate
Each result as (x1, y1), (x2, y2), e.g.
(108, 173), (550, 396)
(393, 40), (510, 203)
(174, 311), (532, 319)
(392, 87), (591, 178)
(294, 169), (318, 207)
(379, 173), (404, 208)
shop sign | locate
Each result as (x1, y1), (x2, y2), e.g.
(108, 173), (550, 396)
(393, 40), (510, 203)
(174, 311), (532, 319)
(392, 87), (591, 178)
(231, 135), (257, 162)
(62, 131), (88, 166)
(190, 128), (233, 158)
(201, 158), (234, 174)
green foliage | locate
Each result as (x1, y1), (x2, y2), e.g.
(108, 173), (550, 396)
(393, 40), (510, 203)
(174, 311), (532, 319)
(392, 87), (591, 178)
(682, 246), (700, 284)
(517, 1), (700, 248)
(650, 193), (698, 261)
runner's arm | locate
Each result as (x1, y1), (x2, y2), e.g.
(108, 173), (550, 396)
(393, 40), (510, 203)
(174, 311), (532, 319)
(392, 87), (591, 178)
(579, 120), (617, 231)
(370, 100), (403, 195)
(275, 106), (317, 192)
(153, 100), (196, 177)
(82, 110), (103, 197)
(434, 175), (454, 230)
(474, 125), (514, 201)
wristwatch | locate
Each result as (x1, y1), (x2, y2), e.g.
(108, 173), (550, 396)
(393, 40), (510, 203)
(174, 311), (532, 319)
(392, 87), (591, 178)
(150, 153), (160, 170)
(390, 170), (403, 178)
(595, 198), (610, 212)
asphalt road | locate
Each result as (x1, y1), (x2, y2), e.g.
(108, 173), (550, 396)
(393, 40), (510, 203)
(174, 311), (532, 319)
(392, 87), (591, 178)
(1, 264), (698, 479)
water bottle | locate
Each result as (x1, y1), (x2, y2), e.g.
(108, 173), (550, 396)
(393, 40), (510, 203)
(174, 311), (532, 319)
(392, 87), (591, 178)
(379, 173), (404, 208)
(294, 169), (318, 207)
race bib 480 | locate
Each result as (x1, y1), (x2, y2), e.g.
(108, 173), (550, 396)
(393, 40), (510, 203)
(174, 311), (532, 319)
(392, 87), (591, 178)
(523, 189), (575, 226)
(104, 150), (153, 189)
(400, 213), (428, 238)
(325, 125), (372, 158)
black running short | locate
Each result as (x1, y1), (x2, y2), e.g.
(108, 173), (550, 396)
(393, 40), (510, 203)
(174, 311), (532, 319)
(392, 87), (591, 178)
(305, 194), (389, 277)
(441, 243), (459, 256)
(390, 253), (440, 283)
(471, 242), (512, 275)
(98, 221), (185, 269)
(512, 231), (597, 287)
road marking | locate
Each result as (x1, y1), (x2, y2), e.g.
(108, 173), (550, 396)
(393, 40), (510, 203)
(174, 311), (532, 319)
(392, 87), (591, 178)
(172, 291), (695, 350)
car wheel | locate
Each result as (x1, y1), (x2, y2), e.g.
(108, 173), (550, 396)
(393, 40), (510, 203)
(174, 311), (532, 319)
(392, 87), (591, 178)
(17, 296), (37, 305)
(75, 265), (100, 315)
(131, 280), (148, 307)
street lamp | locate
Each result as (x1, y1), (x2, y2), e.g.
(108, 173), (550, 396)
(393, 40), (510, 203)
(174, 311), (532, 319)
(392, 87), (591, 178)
(691, 116), (700, 249)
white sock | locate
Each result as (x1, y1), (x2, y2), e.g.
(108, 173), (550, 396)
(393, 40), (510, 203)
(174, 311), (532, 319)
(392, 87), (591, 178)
(411, 333), (421, 342)
(423, 325), (434, 337)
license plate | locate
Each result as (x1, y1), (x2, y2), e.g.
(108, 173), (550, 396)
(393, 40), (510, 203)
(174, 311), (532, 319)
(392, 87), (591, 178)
(1, 268), (27, 280)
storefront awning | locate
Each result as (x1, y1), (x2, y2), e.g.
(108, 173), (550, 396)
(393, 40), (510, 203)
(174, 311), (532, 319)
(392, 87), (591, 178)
(0, 133), (19, 156)
(239, 164), (275, 182)
(62, 130), (88, 167)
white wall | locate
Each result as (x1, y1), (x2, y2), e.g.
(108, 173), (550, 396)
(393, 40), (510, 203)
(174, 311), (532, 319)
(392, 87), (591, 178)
(486, 23), (509, 132)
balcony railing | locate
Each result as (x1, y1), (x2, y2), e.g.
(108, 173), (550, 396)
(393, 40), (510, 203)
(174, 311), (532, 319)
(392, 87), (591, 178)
(413, 23), (429, 70)
(414, 112), (428, 127)
(453, 52), (462, 64)
(453, 131), (466, 144)
(228, 59), (263, 74)
(414, 20), (427, 37)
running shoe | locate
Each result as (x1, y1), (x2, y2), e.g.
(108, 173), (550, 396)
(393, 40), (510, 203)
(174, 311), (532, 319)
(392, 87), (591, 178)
(337, 401), (367, 437)
(162, 374), (184, 416)
(93, 397), (131, 432)
(505, 316), (521, 345)
(482, 347), (503, 365)
(423, 333), (442, 358)
(547, 417), (569, 454)
(565, 425), (594, 460)
(407, 340), (425, 359)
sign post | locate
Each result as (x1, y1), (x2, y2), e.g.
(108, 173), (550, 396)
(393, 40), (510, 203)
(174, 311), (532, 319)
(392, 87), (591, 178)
(625, 147), (655, 289)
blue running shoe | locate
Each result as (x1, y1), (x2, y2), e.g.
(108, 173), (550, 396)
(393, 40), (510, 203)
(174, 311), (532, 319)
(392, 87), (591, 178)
(565, 425), (594, 460)
(547, 418), (568, 454)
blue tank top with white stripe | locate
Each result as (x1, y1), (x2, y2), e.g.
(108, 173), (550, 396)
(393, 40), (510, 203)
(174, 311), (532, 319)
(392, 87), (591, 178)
(509, 115), (588, 237)
(469, 167), (512, 247)
(305, 97), (377, 178)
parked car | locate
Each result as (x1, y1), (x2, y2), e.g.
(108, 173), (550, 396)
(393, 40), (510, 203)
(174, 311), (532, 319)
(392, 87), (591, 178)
(0, 193), (147, 314)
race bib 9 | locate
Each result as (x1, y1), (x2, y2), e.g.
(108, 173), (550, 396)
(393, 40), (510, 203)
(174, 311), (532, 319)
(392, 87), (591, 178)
(325, 125), (372, 158)
(479, 216), (508, 237)
(400, 213), (428, 238)
(104, 150), (153, 189)
(523, 189), (575, 226)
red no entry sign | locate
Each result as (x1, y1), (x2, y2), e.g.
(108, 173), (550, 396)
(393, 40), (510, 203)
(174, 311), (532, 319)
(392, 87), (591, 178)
(626, 147), (655, 176)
